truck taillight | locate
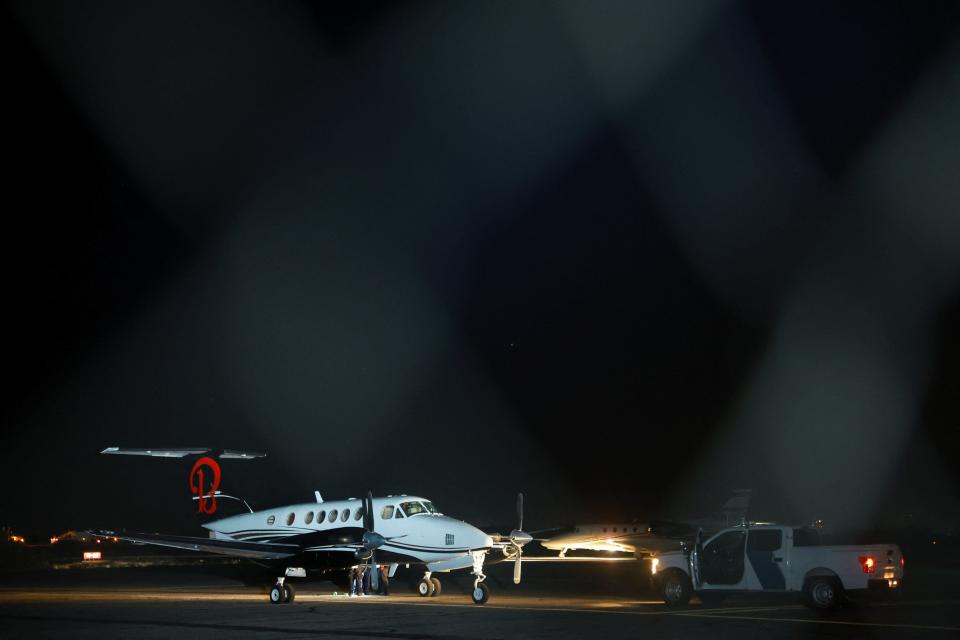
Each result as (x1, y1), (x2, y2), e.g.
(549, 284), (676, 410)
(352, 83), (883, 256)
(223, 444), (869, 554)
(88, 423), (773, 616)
(858, 556), (876, 574)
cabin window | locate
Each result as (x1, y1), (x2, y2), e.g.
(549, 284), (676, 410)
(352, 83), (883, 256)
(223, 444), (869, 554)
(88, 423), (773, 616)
(287, 513), (295, 526)
(328, 509), (338, 523)
(305, 511), (314, 525)
(341, 509), (350, 522)
(381, 505), (395, 519)
(317, 511), (326, 523)
(267, 515), (275, 525)
(354, 509), (364, 521)
(400, 501), (426, 517)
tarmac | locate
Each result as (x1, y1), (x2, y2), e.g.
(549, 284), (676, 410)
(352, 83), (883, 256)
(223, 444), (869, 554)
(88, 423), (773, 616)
(0, 560), (957, 638)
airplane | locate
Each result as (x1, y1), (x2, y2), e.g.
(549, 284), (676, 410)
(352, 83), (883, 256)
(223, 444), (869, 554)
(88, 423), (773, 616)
(537, 490), (751, 558)
(92, 448), (533, 605)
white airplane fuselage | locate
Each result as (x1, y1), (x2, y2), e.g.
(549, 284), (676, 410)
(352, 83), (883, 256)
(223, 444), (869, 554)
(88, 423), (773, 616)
(205, 495), (493, 569)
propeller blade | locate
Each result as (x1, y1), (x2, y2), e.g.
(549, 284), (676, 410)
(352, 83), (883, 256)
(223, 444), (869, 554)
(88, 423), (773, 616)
(513, 549), (522, 584)
(364, 490), (374, 532)
(517, 493), (524, 532)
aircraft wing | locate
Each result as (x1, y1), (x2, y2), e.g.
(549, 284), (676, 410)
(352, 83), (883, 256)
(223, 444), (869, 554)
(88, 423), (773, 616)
(518, 556), (638, 563)
(88, 531), (298, 560)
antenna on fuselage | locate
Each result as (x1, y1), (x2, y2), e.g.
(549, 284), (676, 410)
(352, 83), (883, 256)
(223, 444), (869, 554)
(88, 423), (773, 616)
(315, 491), (324, 503)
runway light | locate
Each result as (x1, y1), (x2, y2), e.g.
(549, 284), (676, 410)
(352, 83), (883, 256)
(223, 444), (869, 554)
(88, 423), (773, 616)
(83, 551), (102, 561)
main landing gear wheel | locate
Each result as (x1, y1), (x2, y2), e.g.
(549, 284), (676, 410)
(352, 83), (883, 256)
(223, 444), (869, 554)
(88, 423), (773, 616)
(430, 577), (442, 596)
(270, 582), (295, 604)
(417, 578), (435, 597)
(471, 582), (489, 605)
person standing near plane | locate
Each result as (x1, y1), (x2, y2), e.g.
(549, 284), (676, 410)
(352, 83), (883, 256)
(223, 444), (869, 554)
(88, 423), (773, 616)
(376, 565), (389, 596)
(362, 565), (371, 595)
(350, 566), (363, 596)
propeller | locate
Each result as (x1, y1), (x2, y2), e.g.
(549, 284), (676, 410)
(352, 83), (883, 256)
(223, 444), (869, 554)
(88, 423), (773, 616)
(508, 492), (533, 584)
(362, 491), (380, 592)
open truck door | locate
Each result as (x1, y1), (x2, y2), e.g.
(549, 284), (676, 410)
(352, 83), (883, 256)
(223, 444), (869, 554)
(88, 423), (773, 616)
(689, 528), (703, 589)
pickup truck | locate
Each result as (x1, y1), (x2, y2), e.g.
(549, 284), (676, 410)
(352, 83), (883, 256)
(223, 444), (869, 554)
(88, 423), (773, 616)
(651, 524), (904, 609)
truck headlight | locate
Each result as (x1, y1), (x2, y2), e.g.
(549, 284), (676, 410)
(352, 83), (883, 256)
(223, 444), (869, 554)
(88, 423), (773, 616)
(651, 558), (659, 575)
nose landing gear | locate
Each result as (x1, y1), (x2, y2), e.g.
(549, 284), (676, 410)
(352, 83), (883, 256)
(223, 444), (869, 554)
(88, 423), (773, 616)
(470, 550), (489, 605)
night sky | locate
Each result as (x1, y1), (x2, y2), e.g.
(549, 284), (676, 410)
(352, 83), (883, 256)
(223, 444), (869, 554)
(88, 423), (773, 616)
(3, 1), (960, 538)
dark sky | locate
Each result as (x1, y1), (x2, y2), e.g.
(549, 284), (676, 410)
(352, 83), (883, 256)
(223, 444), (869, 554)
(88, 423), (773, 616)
(3, 1), (960, 537)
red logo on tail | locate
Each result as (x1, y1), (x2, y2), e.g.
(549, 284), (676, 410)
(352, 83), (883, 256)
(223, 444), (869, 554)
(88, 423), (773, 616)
(189, 456), (221, 514)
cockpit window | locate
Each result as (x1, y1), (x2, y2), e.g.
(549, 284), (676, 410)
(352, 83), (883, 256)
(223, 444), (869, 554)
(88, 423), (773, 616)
(421, 501), (438, 514)
(400, 501), (427, 517)
(381, 505), (395, 519)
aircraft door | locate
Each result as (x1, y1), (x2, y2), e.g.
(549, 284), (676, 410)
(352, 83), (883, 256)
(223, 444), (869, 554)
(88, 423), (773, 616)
(745, 528), (786, 590)
(699, 530), (746, 587)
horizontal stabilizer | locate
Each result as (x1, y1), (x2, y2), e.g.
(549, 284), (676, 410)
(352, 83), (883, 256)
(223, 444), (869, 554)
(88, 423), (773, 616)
(101, 447), (266, 459)
(220, 450), (267, 459)
(100, 447), (210, 458)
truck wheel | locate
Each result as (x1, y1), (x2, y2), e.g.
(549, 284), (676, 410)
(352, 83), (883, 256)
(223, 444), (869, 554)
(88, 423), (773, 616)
(661, 571), (692, 606)
(805, 577), (840, 610)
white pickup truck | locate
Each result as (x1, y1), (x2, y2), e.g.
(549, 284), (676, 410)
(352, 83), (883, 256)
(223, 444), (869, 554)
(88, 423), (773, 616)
(652, 524), (904, 609)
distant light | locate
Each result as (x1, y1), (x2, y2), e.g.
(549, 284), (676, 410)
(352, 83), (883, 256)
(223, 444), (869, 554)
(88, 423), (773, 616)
(932, 539), (937, 545)
(9, 535), (24, 543)
(50, 537), (58, 544)
(83, 551), (102, 561)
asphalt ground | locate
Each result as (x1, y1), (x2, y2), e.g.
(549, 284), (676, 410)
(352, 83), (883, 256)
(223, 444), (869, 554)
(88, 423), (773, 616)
(0, 561), (957, 639)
